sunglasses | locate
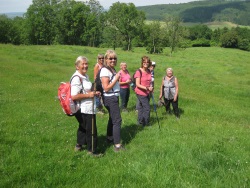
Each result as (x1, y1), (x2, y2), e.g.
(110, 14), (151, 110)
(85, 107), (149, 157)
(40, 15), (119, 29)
(98, 58), (104, 60)
(108, 57), (117, 60)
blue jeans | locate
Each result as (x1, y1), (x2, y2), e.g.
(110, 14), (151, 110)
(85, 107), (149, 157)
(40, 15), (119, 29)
(120, 88), (130, 109)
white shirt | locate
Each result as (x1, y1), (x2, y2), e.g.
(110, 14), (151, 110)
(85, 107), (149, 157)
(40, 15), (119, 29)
(100, 67), (120, 97)
(70, 71), (96, 114)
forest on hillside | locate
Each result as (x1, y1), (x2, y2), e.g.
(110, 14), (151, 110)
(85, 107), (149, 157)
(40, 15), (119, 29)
(0, 0), (250, 53)
(137, 0), (250, 26)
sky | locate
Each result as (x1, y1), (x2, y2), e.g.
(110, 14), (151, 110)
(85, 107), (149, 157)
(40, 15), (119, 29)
(0, 0), (198, 13)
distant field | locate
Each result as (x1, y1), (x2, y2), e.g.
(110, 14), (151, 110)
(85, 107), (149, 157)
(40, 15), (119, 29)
(146, 20), (250, 30)
(0, 44), (249, 187)
(204, 21), (250, 30)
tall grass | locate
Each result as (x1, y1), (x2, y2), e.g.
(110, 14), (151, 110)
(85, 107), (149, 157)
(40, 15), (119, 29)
(0, 44), (249, 187)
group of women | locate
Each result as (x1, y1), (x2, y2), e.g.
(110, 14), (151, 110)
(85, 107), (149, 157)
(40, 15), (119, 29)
(70, 49), (179, 157)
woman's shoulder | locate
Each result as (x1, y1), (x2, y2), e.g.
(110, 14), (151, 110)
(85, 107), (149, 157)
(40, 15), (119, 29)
(71, 72), (88, 82)
(100, 67), (112, 76)
(141, 68), (150, 75)
(71, 74), (82, 85)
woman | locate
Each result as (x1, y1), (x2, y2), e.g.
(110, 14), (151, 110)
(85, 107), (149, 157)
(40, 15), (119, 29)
(159, 68), (180, 118)
(100, 50), (125, 152)
(94, 54), (105, 114)
(71, 56), (102, 157)
(119, 62), (131, 112)
(134, 56), (153, 126)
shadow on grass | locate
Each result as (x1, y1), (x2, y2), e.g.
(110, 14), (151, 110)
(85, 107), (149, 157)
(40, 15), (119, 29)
(97, 123), (143, 153)
(157, 107), (184, 117)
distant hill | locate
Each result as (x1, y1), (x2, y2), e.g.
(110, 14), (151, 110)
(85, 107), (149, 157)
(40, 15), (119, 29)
(137, 0), (250, 26)
(0, 12), (25, 18)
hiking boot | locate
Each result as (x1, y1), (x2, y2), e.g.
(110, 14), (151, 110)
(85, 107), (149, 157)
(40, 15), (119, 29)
(137, 120), (143, 127)
(106, 138), (114, 144)
(97, 110), (104, 115)
(74, 144), (82, 152)
(114, 145), (126, 152)
(122, 108), (128, 113)
(87, 151), (104, 157)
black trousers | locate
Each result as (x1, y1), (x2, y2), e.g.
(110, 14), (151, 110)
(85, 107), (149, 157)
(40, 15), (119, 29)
(74, 111), (97, 152)
(164, 97), (179, 117)
(137, 94), (150, 126)
(120, 88), (130, 109)
(103, 95), (122, 144)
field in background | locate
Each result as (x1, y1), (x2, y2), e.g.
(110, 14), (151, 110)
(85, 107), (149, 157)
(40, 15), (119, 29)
(0, 44), (249, 187)
(146, 20), (250, 30)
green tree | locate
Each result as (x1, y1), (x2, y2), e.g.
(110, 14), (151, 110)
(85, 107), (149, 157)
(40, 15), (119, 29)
(85, 0), (105, 47)
(164, 16), (183, 55)
(211, 28), (221, 45)
(234, 27), (250, 51)
(0, 15), (12, 43)
(10, 17), (27, 45)
(220, 30), (239, 48)
(145, 21), (164, 54)
(55, 0), (93, 45)
(188, 24), (212, 41)
(25, 0), (58, 44)
(106, 2), (145, 51)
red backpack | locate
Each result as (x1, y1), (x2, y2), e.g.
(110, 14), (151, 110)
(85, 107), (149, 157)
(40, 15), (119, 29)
(58, 75), (82, 116)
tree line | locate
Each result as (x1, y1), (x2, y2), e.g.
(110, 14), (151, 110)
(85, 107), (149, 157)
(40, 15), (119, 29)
(0, 0), (249, 53)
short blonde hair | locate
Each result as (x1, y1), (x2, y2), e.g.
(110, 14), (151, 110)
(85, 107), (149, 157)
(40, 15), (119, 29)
(166, 68), (173, 72)
(120, 62), (127, 68)
(75, 56), (88, 66)
(104, 50), (117, 66)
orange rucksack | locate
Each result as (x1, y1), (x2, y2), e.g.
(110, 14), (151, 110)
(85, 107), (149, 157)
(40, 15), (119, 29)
(58, 75), (82, 116)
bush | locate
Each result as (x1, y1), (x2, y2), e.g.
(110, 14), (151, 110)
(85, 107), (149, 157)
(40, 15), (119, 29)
(192, 39), (211, 47)
(220, 31), (239, 48)
(238, 38), (250, 51)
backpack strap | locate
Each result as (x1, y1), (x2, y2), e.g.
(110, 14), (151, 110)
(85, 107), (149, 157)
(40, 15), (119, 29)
(70, 75), (84, 93)
(101, 66), (117, 94)
(69, 75), (84, 107)
(99, 66), (115, 83)
(105, 66), (115, 81)
(70, 75), (82, 83)
(137, 69), (142, 84)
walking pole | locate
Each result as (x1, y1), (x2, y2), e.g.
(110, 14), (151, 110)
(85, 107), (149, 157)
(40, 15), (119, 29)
(92, 82), (96, 152)
(151, 93), (160, 130)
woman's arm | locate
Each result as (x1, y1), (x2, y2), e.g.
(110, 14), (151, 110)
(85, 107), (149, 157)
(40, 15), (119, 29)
(159, 78), (164, 99)
(93, 64), (99, 80)
(174, 77), (179, 101)
(72, 92), (95, 101)
(135, 70), (153, 91)
(102, 74), (120, 92)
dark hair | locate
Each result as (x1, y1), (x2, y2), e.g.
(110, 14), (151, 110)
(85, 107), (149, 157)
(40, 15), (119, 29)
(140, 56), (151, 68)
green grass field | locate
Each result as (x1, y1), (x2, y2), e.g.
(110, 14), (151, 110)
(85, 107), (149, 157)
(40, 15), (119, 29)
(0, 44), (249, 187)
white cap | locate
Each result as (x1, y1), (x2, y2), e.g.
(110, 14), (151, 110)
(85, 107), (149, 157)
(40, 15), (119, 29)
(152, 61), (156, 66)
